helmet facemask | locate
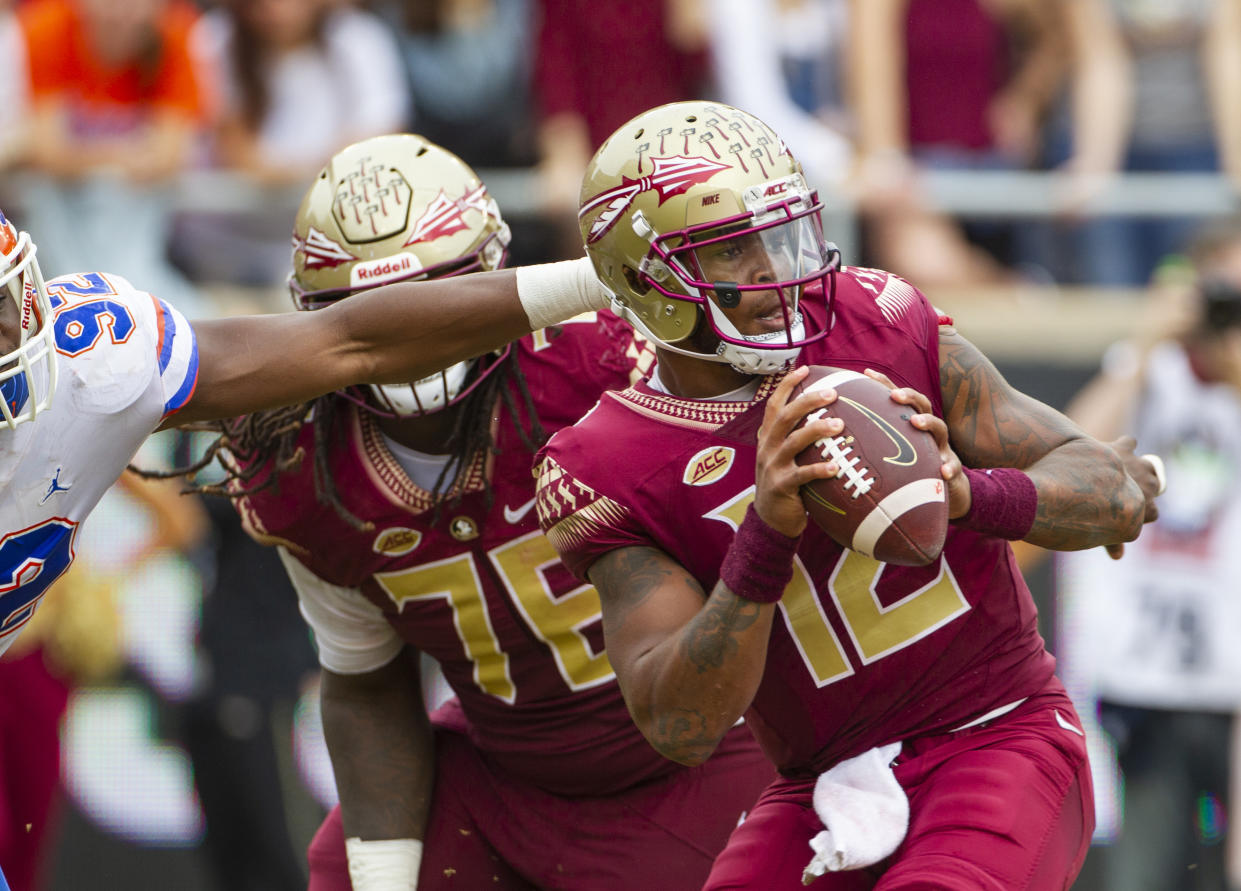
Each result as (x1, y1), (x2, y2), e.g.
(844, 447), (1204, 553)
(0, 217), (57, 430)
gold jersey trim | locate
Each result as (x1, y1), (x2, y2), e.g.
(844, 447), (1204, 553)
(607, 372), (783, 430)
(356, 408), (487, 514)
(537, 455), (632, 554)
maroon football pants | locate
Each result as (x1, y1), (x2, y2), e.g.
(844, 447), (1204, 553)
(308, 720), (775, 891)
(0, 648), (72, 891)
(705, 681), (1093, 891)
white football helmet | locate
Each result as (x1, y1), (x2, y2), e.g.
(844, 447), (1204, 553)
(289, 133), (512, 416)
(578, 102), (840, 374)
(0, 211), (56, 430)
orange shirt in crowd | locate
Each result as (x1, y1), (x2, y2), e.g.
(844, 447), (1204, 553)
(18, 0), (203, 132)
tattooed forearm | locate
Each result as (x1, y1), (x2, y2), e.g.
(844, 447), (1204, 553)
(651, 707), (721, 765)
(684, 588), (763, 674)
(1025, 439), (1145, 549)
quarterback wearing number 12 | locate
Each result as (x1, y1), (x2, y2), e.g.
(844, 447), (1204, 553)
(536, 102), (1162, 889)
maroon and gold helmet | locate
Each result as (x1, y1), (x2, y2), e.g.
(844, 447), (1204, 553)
(289, 133), (511, 415)
(578, 102), (839, 374)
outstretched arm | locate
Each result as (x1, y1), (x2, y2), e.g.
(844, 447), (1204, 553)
(586, 368), (839, 766)
(170, 260), (605, 426)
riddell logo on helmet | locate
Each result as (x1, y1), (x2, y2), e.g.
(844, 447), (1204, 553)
(683, 446), (735, 486)
(351, 254), (420, 288)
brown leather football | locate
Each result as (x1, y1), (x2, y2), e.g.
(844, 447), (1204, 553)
(791, 365), (948, 566)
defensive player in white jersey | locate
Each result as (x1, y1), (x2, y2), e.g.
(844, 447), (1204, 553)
(0, 207), (611, 658)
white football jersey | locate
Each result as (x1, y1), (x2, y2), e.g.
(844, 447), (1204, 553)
(0, 272), (197, 656)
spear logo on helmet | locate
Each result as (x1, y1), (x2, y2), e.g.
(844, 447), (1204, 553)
(404, 184), (492, 246)
(293, 226), (359, 271)
(580, 155), (731, 244)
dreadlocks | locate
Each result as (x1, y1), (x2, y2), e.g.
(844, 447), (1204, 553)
(134, 345), (548, 533)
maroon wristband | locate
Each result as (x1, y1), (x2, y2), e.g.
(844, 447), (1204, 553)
(956, 467), (1038, 540)
(718, 504), (802, 603)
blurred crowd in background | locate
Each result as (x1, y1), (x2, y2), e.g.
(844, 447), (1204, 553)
(1, 0), (1241, 889)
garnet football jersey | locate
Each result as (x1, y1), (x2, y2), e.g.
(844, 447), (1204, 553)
(537, 268), (1056, 776)
(233, 311), (662, 796)
(0, 272), (197, 656)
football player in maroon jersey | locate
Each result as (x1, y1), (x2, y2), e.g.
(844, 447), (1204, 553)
(536, 101), (1164, 890)
(213, 134), (775, 890)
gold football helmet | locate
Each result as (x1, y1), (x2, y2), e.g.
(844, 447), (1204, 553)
(0, 210), (56, 430)
(290, 133), (512, 415)
(578, 101), (839, 374)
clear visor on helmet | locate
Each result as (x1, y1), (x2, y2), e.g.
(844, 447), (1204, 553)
(640, 180), (839, 356)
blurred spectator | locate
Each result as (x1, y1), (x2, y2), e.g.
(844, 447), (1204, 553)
(175, 0), (408, 286)
(17, 0), (209, 317)
(195, 0), (408, 185)
(0, 0), (28, 172)
(0, 471), (205, 891)
(1056, 218), (1241, 890)
(368, 0), (535, 168)
(847, 0), (1067, 287)
(532, 0), (710, 224)
(1042, 0), (1240, 286)
(705, 0), (852, 193)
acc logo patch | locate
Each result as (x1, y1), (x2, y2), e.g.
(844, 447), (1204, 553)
(684, 446), (735, 486)
(373, 527), (422, 557)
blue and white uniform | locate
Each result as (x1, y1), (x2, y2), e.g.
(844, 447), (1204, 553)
(0, 271), (197, 655)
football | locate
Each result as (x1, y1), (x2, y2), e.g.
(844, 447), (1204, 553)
(791, 366), (948, 566)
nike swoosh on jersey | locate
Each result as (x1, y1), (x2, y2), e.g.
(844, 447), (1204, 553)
(1055, 710), (1084, 736)
(503, 497), (538, 524)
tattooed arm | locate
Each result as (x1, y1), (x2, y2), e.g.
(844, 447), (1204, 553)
(938, 326), (1148, 549)
(588, 546), (776, 767)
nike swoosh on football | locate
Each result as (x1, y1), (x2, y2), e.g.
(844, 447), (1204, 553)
(503, 498), (538, 524)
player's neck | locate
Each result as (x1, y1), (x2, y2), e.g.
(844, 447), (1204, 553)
(376, 404), (464, 455)
(653, 348), (756, 399)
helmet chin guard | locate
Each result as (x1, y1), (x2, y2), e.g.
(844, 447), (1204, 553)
(0, 214), (57, 430)
(579, 102), (841, 375)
